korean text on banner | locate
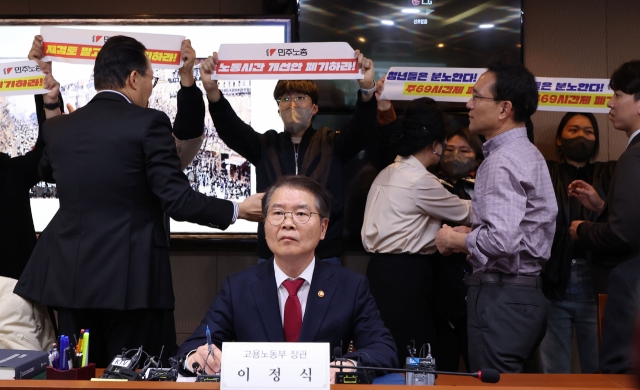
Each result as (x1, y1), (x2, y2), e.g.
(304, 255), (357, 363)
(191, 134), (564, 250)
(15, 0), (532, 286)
(0, 60), (48, 96)
(214, 42), (363, 80)
(220, 342), (329, 390)
(380, 67), (613, 114)
(40, 26), (184, 69)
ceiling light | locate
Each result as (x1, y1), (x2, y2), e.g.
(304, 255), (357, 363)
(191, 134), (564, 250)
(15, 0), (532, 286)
(437, 43), (444, 48)
(381, 20), (395, 26)
(358, 37), (366, 42)
(401, 8), (420, 14)
(479, 24), (494, 29)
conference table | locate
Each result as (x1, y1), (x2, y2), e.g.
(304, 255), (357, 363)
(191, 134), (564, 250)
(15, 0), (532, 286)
(0, 374), (637, 389)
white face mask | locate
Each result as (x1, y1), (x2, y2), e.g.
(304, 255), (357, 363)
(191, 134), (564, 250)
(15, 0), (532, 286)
(280, 106), (314, 134)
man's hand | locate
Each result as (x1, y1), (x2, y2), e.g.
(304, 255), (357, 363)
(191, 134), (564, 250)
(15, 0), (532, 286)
(28, 35), (51, 75)
(568, 180), (605, 214)
(329, 360), (356, 384)
(178, 39), (196, 87)
(238, 193), (264, 222)
(355, 50), (375, 102)
(42, 72), (60, 105)
(570, 220), (584, 241)
(187, 344), (222, 374)
(200, 53), (221, 103)
(375, 76), (391, 111)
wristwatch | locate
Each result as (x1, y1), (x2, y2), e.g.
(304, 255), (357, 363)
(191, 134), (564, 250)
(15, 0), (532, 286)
(360, 81), (376, 95)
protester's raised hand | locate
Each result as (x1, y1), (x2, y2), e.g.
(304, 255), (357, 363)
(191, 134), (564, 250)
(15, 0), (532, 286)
(28, 35), (52, 75)
(200, 53), (221, 103)
(178, 39), (196, 87)
(42, 72), (60, 106)
(355, 50), (375, 90)
(375, 76), (391, 111)
(238, 192), (265, 222)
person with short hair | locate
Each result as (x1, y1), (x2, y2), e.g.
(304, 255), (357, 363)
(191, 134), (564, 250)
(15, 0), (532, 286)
(14, 35), (263, 367)
(435, 55), (557, 373)
(198, 51), (377, 264)
(567, 60), (640, 373)
(361, 97), (472, 365)
(177, 175), (397, 380)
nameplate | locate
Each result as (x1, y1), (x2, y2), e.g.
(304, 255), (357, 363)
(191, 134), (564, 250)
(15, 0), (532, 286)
(0, 60), (47, 96)
(41, 26), (184, 69)
(220, 342), (329, 389)
(214, 42), (363, 80)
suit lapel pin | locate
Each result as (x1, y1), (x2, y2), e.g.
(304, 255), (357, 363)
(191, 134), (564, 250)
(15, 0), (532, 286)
(318, 290), (325, 298)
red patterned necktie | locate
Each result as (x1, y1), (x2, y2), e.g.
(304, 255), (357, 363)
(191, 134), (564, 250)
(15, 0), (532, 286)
(282, 278), (305, 342)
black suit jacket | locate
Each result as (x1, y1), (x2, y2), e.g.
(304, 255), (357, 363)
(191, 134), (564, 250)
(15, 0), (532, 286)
(176, 259), (398, 369)
(578, 134), (640, 267)
(14, 92), (234, 311)
(600, 258), (640, 373)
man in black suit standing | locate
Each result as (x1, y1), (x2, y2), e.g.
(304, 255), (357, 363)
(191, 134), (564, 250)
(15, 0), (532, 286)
(14, 36), (263, 366)
(568, 60), (640, 373)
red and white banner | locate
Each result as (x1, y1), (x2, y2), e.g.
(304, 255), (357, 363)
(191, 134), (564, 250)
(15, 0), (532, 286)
(380, 67), (613, 114)
(0, 60), (48, 96)
(213, 42), (363, 80)
(40, 27), (184, 69)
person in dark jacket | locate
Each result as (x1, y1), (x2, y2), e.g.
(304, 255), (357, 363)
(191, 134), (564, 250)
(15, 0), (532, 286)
(197, 51), (377, 264)
(539, 112), (616, 373)
(431, 127), (483, 373)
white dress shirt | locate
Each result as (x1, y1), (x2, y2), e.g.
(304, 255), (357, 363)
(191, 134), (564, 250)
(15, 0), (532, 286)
(274, 257), (315, 325)
(628, 129), (640, 147)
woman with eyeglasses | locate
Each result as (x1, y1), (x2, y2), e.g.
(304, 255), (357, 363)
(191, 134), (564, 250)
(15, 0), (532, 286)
(539, 112), (616, 373)
(361, 97), (472, 365)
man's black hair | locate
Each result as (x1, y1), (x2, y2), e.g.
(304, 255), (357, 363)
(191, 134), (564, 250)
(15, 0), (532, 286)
(94, 36), (149, 90)
(486, 53), (538, 123)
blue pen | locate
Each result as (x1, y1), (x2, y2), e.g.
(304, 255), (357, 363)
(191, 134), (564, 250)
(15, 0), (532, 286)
(206, 325), (213, 354)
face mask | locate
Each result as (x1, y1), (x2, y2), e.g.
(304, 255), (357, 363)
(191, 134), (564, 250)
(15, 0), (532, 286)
(560, 136), (595, 162)
(440, 152), (476, 180)
(280, 106), (314, 134)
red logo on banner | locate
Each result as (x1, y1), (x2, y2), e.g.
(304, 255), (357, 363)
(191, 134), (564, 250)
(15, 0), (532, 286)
(4, 67), (12, 75)
(266, 49), (277, 56)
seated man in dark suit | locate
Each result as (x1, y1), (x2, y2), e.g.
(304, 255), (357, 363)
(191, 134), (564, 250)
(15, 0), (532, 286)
(176, 175), (398, 379)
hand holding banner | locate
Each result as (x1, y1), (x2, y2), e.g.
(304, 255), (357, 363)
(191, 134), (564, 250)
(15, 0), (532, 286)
(40, 27), (185, 69)
(0, 60), (48, 96)
(213, 42), (364, 80)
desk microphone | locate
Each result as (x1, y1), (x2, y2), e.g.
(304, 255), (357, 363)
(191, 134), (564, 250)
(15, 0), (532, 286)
(332, 346), (369, 384)
(329, 364), (500, 384)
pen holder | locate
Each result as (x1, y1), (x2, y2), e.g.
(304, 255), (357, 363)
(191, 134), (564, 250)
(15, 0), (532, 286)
(46, 363), (96, 380)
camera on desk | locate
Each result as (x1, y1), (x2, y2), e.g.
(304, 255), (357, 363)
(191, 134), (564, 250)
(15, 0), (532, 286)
(404, 342), (436, 386)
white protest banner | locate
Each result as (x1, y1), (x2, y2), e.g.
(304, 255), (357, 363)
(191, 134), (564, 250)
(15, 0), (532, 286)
(40, 26), (184, 69)
(0, 60), (48, 96)
(380, 67), (484, 103)
(214, 42), (363, 80)
(381, 67), (613, 114)
(534, 76), (611, 113)
(220, 342), (329, 390)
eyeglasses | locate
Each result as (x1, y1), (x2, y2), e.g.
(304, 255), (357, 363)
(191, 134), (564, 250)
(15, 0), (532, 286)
(471, 93), (498, 102)
(277, 95), (310, 106)
(151, 76), (159, 88)
(266, 208), (320, 225)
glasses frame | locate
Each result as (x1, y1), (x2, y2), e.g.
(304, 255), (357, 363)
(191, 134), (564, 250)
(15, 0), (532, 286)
(471, 93), (499, 102)
(151, 76), (159, 88)
(276, 95), (310, 105)
(266, 209), (320, 226)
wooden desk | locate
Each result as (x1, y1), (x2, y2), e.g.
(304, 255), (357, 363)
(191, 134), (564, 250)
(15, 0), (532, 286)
(0, 374), (637, 389)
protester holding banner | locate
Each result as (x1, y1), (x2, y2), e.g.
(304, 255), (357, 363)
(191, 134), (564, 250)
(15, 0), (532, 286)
(361, 97), (472, 365)
(539, 112), (616, 374)
(0, 37), (63, 281)
(198, 50), (376, 264)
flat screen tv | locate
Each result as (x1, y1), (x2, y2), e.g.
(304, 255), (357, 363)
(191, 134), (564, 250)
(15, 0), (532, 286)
(0, 16), (292, 235)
